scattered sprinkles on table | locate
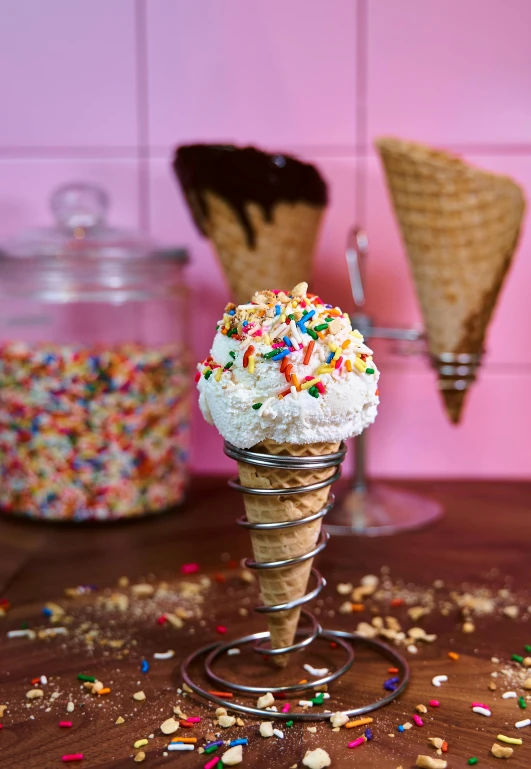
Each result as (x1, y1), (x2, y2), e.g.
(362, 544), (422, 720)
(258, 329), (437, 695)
(2, 567), (531, 765)
(0, 342), (190, 520)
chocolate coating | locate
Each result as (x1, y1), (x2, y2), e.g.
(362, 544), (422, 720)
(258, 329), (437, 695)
(174, 144), (328, 248)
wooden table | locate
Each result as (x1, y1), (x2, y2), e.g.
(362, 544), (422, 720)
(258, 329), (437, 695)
(1, 478), (531, 768)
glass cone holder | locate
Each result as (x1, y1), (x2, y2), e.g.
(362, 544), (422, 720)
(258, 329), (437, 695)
(326, 229), (444, 536)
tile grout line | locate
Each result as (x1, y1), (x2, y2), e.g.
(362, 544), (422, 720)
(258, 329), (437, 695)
(354, 0), (368, 226)
(135, 0), (151, 233)
(0, 144), (531, 161)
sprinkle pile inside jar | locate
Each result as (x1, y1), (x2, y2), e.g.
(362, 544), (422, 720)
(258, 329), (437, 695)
(0, 342), (191, 520)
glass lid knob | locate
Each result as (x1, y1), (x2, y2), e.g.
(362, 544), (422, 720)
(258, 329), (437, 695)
(51, 182), (109, 233)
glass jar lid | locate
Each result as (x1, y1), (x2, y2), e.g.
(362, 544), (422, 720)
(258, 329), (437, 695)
(1, 182), (187, 263)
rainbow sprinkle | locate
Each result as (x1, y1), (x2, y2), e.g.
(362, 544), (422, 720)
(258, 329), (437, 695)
(196, 285), (378, 413)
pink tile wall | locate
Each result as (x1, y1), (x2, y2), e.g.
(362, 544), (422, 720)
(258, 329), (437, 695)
(0, 1), (529, 478)
(367, 0), (531, 147)
(147, 0), (358, 150)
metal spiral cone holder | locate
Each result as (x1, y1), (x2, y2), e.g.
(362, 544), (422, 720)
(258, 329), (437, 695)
(181, 441), (410, 720)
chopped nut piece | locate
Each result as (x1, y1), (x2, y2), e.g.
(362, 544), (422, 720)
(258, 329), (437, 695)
(259, 721), (274, 738)
(240, 569), (255, 584)
(503, 606), (519, 620)
(215, 707), (228, 717)
(416, 704), (428, 714)
(336, 582), (353, 595)
(416, 756), (447, 768)
(329, 712), (349, 728)
(356, 622), (378, 639)
(0, 705), (7, 717)
(235, 718), (245, 727)
(462, 621), (475, 634)
(491, 743), (513, 758)
(408, 627), (437, 643)
(45, 601), (65, 619)
(386, 616), (402, 632)
(302, 748), (331, 769)
(524, 678), (531, 690)
(292, 282), (308, 297)
(256, 692), (275, 709)
(307, 726), (317, 733)
(523, 657), (531, 668)
(339, 601), (353, 614)
(489, 681), (497, 691)
(218, 715), (236, 728)
(409, 606), (428, 622)
(351, 587), (368, 602)
(102, 593), (129, 612)
(165, 613), (184, 629)
(352, 581), (377, 602)
(160, 717), (179, 735)
(222, 744), (243, 765)
(134, 752), (146, 763)
(133, 691), (146, 701)
(131, 583), (154, 598)
(26, 689), (44, 699)
(67, 702), (75, 713)
(428, 738), (443, 749)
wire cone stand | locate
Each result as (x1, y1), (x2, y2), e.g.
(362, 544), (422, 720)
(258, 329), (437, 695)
(181, 441), (410, 720)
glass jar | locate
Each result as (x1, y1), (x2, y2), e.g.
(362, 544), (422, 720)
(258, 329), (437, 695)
(0, 182), (191, 521)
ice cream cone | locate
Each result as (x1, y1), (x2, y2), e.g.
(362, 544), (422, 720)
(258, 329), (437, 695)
(376, 137), (525, 423)
(237, 439), (340, 667)
(174, 145), (327, 305)
(199, 192), (324, 305)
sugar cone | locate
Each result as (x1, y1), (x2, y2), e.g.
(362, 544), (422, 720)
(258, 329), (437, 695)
(376, 137), (525, 423)
(200, 192), (324, 305)
(237, 440), (339, 667)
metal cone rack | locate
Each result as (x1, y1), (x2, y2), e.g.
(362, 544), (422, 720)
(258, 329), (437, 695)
(325, 228), (449, 536)
(181, 441), (410, 720)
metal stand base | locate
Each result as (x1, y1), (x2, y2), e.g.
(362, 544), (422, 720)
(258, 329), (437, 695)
(181, 630), (410, 721)
(325, 483), (443, 537)
(181, 441), (410, 719)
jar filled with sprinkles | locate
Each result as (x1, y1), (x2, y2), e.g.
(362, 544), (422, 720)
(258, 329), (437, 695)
(0, 183), (191, 521)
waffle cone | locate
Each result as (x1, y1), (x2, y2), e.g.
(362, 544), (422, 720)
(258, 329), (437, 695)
(238, 439), (339, 667)
(200, 191), (324, 305)
(376, 137), (525, 423)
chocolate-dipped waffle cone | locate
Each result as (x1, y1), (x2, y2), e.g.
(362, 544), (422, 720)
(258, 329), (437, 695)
(376, 137), (525, 423)
(174, 145), (327, 304)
